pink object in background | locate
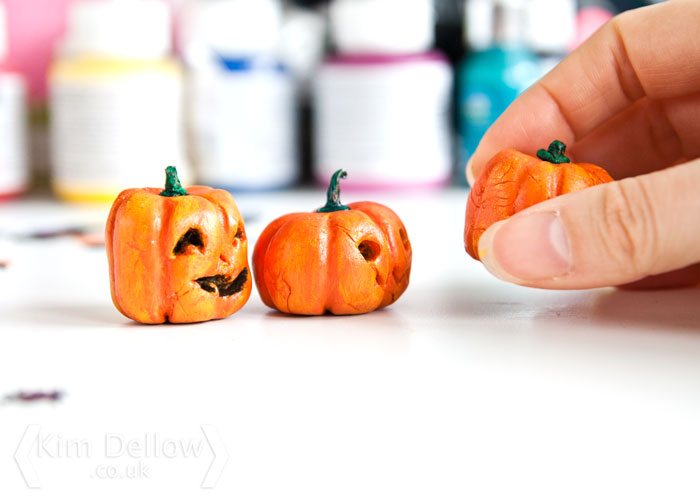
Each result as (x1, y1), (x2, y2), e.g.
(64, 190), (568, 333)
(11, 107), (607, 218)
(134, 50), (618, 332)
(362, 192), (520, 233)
(1, 0), (74, 103)
(1, 0), (179, 104)
(570, 6), (615, 52)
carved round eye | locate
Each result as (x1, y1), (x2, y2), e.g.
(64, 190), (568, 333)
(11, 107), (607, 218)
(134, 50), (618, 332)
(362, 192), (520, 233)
(174, 228), (204, 255)
(358, 240), (380, 262)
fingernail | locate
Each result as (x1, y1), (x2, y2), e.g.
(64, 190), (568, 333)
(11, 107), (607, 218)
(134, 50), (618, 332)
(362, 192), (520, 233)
(478, 212), (572, 283)
(466, 159), (476, 187)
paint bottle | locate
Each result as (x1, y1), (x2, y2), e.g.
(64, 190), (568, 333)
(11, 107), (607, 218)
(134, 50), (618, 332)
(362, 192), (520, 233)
(458, 0), (539, 183)
(0, 2), (29, 199)
(183, 0), (297, 191)
(314, 0), (453, 190)
(2, 0), (72, 185)
(526, 0), (576, 76)
(49, 0), (187, 203)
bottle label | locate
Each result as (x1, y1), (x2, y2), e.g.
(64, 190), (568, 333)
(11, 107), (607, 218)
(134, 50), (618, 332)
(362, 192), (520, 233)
(314, 59), (453, 187)
(50, 66), (187, 198)
(191, 62), (296, 190)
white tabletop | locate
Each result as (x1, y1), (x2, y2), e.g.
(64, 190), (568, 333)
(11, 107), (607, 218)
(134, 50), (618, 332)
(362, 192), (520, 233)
(1, 188), (699, 499)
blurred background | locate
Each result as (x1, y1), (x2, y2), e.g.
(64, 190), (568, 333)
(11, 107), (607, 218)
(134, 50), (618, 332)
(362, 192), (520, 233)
(0, 0), (663, 203)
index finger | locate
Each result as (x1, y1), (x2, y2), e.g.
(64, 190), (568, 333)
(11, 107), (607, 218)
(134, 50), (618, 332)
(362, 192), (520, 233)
(468, 0), (700, 181)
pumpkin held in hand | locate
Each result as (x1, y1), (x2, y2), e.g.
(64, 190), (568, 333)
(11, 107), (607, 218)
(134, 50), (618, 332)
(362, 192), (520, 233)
(465, 140), (614, 260)
(106, 167), (251, 324)
(253, 170), (412, 315)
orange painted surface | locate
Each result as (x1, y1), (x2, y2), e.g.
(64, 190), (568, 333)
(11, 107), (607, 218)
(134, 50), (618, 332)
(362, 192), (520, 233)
(253, 202), (412, 316)
(106, 186), (251, 324)
(465, 148), (613, 260)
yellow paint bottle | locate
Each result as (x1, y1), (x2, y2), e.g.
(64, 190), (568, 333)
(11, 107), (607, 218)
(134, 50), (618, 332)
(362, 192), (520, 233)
(49, 0), (188, 203)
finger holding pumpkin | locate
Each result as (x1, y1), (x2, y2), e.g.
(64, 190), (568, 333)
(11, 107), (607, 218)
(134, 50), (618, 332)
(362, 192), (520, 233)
(253, 170), (412, 316)
(106, 167), (252, 324)
(465, 141), (614, 260)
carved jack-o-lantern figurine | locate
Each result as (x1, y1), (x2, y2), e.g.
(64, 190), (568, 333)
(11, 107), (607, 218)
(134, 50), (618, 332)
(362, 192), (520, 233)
(106, 167), (251, 324)
(253, 170), (412, 315)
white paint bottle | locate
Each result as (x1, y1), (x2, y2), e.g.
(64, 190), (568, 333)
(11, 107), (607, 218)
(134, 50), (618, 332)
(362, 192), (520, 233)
(49, 0), (188, 202)
(183, 0), (297, 191)
(314, 0), (453, 190)
(0, 2), (28, 199)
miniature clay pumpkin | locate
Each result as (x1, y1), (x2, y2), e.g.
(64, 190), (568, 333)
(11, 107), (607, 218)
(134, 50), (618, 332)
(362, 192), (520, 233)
(465, 140), (614, 260)
(253, 170), (412, 315)
(106, 167), (251, 324)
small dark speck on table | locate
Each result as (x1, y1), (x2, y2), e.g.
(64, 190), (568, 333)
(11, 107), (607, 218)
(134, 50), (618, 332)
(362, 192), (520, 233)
(25, 227), (86, 240)
(3, 391), (64, 404)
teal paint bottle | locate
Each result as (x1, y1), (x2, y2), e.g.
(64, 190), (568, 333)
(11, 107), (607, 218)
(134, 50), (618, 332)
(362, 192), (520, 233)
(458, 0), (539, 185)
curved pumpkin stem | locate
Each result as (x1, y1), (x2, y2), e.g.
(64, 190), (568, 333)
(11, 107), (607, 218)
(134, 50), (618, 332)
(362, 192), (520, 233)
(317, 169), (350, 213)
(537, 140), (571, 164)
(160, 166), (188, 197)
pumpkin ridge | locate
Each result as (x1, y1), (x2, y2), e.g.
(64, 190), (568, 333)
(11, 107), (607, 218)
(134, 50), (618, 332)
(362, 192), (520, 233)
(323, 213), (336, 313)
(554, 160), (565, 196)
(105, 194), (129, 318)
(105, 190), (130, 317)
(279, 275), (292, 313)
(253, 213), (305, 311)
(198, 189), (235, 236)
(509, 155), (531, 215)
(335, 224), (358, 245)
(160, 193), (175, 322)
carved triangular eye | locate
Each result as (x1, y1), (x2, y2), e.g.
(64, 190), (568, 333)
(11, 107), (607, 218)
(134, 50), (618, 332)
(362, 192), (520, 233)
(234, 226), (244, 240)
(174, 228), (204, 255)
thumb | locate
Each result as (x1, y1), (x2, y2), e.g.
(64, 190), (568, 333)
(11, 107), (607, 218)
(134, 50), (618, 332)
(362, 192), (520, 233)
(476, 159), (700, 289)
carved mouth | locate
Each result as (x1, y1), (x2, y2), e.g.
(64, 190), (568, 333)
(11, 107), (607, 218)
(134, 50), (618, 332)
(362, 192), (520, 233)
(196, 268), (249, 297)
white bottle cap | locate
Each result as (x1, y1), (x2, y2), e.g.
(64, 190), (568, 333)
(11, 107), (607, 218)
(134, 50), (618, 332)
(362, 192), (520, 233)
(464, 0), (528, 50)
(497, 0), (528, 46)
(329, 0), (435, 54)
(278, 7), (327, 82)
(0, 2), (7, 62)
(464, 0), (494, 51)
(60, 0), (172, 59)
(183, 0), (283, 57)
(526, 0), (576, 53)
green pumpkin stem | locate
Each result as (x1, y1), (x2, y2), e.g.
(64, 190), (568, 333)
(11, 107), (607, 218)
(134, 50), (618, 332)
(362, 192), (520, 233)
(317, 169), (350, 213)
(537, 140), (571, 164)
(160, 166), (188, 197)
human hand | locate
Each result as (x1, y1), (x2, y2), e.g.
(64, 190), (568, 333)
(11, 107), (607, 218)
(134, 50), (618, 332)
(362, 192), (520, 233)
(466, 0), (700, 290)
